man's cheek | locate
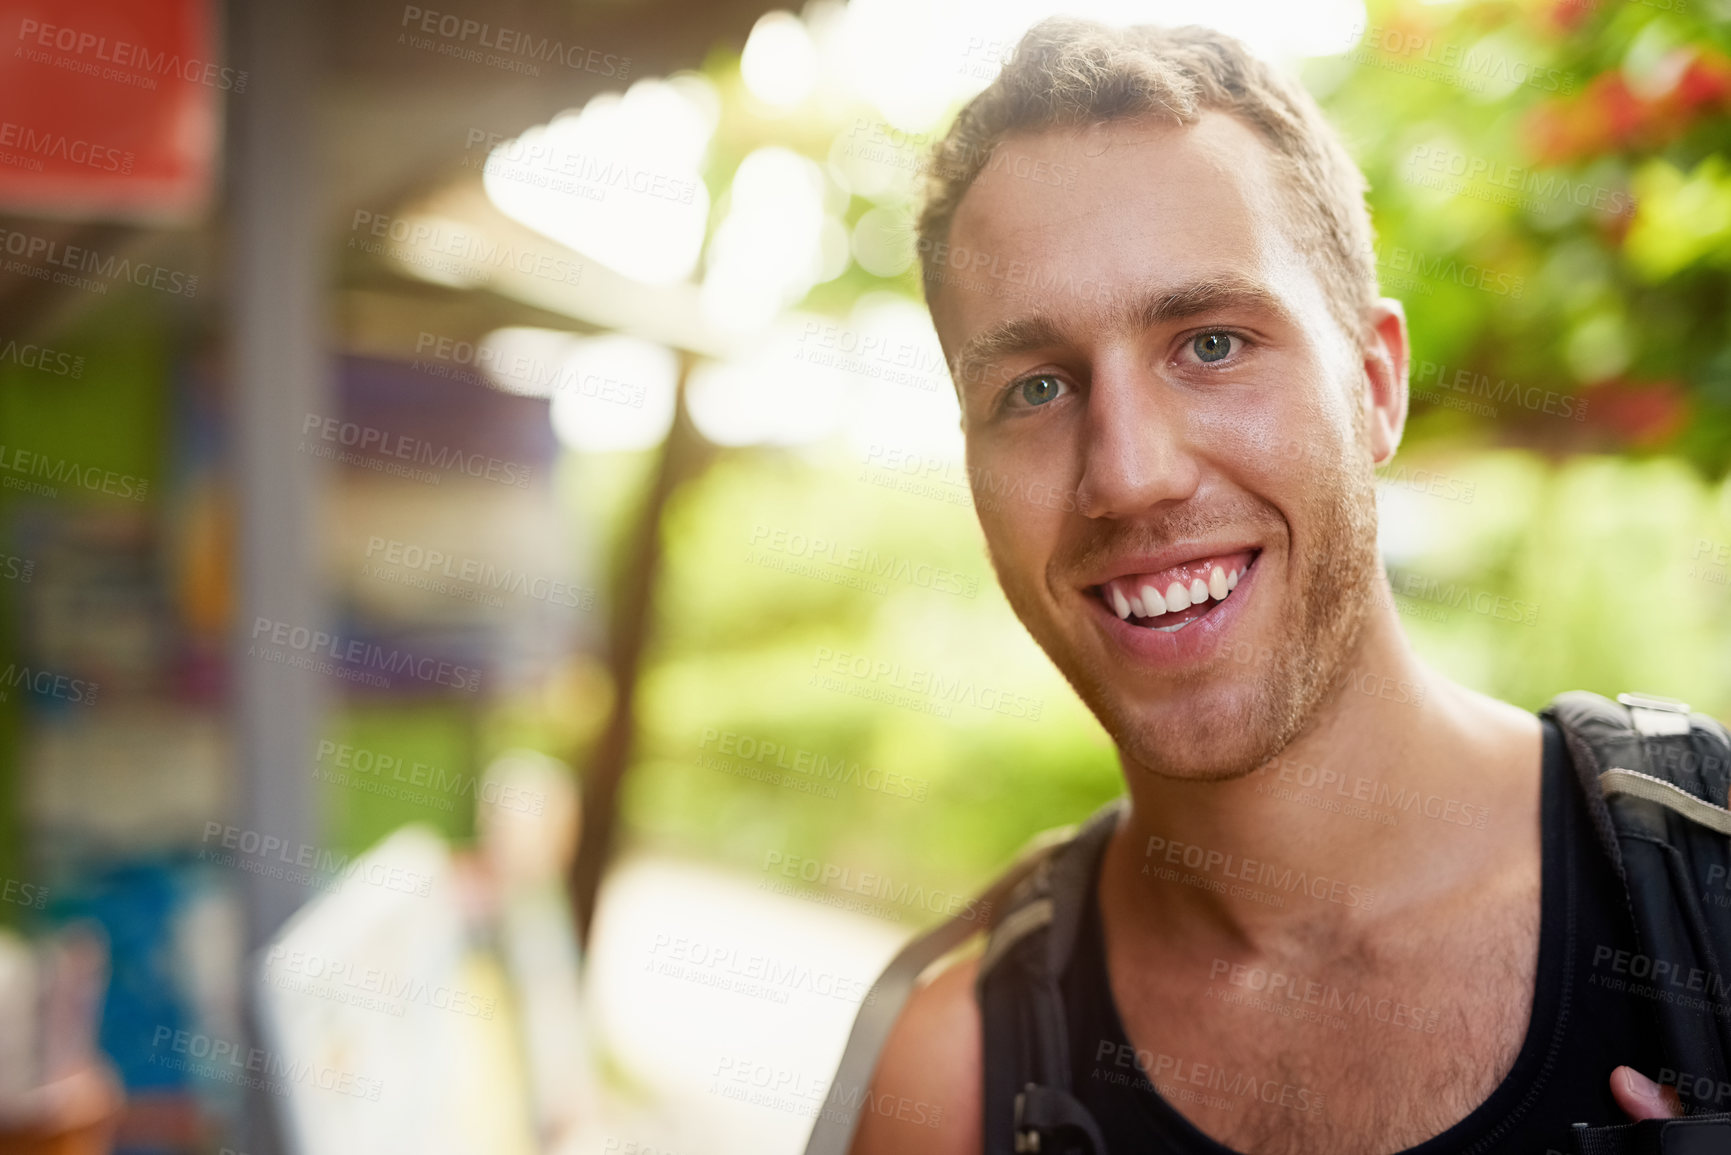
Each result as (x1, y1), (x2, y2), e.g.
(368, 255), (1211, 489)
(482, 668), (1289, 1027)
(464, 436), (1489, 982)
(973, 501), (1039, 580)
(971, 478), (1062, 600)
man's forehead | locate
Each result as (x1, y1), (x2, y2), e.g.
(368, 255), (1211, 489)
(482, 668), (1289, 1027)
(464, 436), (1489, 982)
(933, 113), (1301, 353)
(952, 112), (1282, 252)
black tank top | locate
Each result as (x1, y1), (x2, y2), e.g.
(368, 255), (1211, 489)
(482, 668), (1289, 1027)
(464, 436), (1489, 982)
(1061, 717), (1670, 1153)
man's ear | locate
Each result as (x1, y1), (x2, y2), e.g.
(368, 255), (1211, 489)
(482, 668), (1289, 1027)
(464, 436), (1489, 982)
(1361, 298), (1409, 466)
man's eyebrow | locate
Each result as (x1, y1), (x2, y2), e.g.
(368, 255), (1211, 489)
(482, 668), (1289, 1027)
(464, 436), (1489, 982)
(951, 316), (1068, 393)
(1127, 277), (1300, 334)
(949, 276), (1299, 393)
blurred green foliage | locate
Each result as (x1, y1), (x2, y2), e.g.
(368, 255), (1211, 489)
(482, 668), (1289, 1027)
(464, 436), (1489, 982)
(1317, 0), (1731, 463)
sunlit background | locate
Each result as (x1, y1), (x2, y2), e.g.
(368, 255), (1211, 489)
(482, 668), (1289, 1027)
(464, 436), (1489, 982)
(2, 0), (1729, 1151)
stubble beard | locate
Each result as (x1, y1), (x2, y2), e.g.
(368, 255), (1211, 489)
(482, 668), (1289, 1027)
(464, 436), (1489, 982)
(986, 443), (1384, 783)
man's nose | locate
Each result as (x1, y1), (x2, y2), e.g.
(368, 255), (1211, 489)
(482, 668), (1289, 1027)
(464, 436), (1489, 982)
(1073, 365), (1201, 519)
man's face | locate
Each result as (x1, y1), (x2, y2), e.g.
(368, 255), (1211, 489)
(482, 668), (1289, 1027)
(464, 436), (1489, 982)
(931, 113), (1393, 782)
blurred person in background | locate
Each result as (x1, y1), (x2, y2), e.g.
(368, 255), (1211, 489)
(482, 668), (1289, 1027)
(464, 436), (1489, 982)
(462, 750), (596, 1150)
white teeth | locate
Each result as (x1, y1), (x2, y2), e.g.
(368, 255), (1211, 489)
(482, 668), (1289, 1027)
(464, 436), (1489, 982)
(1140, 585), (1167, 616)
(1208, 566), (1228, 601)
(1109, 559), (1251, 627)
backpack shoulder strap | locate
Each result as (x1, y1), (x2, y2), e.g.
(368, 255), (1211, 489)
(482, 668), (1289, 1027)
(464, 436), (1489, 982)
(1541, 690), (1731, 1139)
(977, 799), (1124, 1155)
(802, 806), (1111, 1155)
(1546, 690), (1731, 861)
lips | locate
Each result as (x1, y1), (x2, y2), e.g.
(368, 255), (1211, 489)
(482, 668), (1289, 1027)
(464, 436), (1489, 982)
(1091, 549), (1258, 632)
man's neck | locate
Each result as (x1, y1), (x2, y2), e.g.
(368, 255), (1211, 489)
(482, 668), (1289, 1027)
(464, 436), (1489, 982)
(1104, 586), (1544, 954)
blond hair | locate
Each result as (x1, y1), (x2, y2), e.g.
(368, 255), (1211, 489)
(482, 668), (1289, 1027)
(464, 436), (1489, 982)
(916, 18), (1377, 337)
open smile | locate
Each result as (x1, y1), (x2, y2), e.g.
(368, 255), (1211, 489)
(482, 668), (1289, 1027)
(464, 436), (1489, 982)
(1092, 548), (1257, 633)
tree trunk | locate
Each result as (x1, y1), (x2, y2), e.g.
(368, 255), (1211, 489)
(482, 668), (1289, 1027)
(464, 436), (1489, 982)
(570, 352), (712, 949)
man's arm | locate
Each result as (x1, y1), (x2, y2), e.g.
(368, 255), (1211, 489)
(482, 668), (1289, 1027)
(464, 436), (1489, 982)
(847, 956), (983, 1155)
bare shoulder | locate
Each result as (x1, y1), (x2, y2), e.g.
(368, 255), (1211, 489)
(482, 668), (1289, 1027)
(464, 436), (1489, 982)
(846, 954), (982, 1155)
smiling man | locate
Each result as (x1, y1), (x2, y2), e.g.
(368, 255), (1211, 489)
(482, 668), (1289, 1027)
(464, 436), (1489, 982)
(830, 18), (1727, 1155)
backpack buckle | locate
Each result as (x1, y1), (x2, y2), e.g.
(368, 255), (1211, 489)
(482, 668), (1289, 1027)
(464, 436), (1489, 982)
(1619, 692), (1692, 737)
(1013, 1091), (1042, 1152)
(1013, 1084), (1106, 1155)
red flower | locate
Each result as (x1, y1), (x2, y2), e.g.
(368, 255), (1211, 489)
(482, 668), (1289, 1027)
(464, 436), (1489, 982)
(1581, 380), (1689, 448)
(1549, 0), (1599, 34)
(1677, 51), (1731, 110)
(1526, 48), (1731, 165)
(1593, 73), (1646, 148)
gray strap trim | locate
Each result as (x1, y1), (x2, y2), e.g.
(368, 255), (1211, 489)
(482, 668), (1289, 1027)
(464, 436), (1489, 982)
(802, 835), (1064, 1155)
(1601, 767), (1731, 837)
(978, 897), (1054, 979)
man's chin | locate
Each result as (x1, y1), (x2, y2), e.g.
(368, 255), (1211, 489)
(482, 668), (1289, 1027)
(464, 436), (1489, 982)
(1099, 686), (1297, 782)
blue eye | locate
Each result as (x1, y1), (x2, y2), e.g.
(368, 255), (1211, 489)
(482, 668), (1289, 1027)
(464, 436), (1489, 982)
(1193, 332), (1235, 363)
(1014, 374), (1067, 408)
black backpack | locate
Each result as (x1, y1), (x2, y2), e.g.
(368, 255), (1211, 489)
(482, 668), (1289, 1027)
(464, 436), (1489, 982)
(803, 691), (1731, 1155)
